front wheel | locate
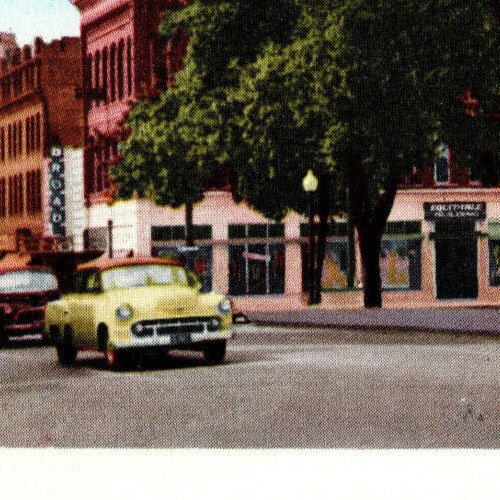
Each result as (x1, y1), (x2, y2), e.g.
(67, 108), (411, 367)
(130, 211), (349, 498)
(203, 340), (227, 365)
(56, 343), (77, 366)
(105, 349), (127, 371)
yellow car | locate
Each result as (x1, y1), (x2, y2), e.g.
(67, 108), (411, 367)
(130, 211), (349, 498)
(45, 257), (234, 369)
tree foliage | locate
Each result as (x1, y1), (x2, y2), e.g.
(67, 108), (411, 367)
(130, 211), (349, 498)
(114, 0), (499, 305)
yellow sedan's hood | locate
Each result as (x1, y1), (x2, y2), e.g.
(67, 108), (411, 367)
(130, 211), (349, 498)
(104, 285), (202, 313)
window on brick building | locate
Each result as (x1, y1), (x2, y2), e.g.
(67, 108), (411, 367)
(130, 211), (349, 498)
(12, 122), (17, 159)
(25, 117), (30, 153)
(35, 113), (41, 151)
(0, 178), (6, 217)
(95, 50), (101, 107)
(117, 40), (125, 100)
(0, 128), (4, 162)
(110, 44), (116, 102)
(86, 53), (93, 105)
(7, 124), (12, 158)
(102, 47), (108, 103)
(8, 174), (24, 216)
(26, 170), (41, 213)
(127, 37), (133, 96)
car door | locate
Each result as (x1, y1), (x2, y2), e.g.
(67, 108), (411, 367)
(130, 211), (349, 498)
(66, 270), (103, 348)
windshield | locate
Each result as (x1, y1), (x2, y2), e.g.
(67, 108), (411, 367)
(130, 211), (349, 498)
(101, 265), (189, 290)
(0, 270), (58, 293)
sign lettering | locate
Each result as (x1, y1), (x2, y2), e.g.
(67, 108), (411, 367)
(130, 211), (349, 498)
(424, 202), (486, 221)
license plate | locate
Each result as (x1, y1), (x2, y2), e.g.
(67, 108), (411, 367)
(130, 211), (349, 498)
(173, 333), (191, 345)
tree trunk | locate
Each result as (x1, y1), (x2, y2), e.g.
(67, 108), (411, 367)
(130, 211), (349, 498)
(358, 228), (383, 308)
(185, 201), (194, 247)
(346, 152), (400, 309)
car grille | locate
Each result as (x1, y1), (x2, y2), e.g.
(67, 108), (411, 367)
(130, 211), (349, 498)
(16, 310), (44, 325)
(131, 317), (221, 338)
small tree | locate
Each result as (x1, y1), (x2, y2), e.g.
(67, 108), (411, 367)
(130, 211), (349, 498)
(111, 87), (220, 246)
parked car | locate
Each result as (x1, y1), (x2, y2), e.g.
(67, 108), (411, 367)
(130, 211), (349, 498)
(0, 264), (60, 346)
(45, 257), (234, 369)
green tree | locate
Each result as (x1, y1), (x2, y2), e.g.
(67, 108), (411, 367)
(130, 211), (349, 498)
(116, 0), (498, 306)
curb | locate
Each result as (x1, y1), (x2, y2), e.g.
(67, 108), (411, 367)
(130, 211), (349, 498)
(247, 320), (499, 337)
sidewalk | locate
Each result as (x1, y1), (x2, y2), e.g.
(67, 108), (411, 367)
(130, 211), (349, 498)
(246, 307), (500, 335)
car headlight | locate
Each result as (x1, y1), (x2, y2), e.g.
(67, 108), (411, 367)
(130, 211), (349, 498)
(217, 300), (232, 316)
(2, 305), (13, 315)
(116, 304), (133, 321)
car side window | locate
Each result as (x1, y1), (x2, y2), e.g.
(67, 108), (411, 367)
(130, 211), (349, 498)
(70, 270), (102, 294)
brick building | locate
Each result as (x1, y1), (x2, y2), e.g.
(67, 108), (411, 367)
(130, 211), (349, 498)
(0, 36), (85, 251)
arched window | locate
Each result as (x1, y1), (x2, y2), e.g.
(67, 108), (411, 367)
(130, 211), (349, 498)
(127, 37), (133, 96)
(117, 40), (125, 100)
(102, 47), (108, 103)
(94, 50), (101, 107)
(110, 44), (116, 102)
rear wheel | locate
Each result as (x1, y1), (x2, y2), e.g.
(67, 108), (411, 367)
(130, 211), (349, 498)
(0, 313), (8, 348)
(56, 326), (77, 366)
(203, 340), (227, 365)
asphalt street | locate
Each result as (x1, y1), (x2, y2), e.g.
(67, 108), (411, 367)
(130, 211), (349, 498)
(0, 325), (498, 448)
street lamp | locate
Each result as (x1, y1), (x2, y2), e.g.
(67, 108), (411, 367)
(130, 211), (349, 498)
(302, 169), (318, 305)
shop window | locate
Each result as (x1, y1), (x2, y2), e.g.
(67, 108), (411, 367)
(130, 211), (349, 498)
(228, 224), (285, 296)
(152, 224), (212, 242)
(380, 240), (421, 290)
(488, 222), (500, 287)
(151, 225), (213, 292)
(229, 223), (285, 240)
(300, 221), (348, 238)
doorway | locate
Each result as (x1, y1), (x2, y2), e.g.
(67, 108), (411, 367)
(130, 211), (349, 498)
(434, 220), (478, 299)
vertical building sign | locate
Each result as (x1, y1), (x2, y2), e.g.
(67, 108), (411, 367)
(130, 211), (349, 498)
(49, 145), (66, 237)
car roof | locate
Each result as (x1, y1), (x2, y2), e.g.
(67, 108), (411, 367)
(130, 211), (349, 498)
(77, 256), (182, 272)
(0, 254), (51, 274)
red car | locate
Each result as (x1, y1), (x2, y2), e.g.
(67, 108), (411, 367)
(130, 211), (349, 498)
(0, 263), (60, 346)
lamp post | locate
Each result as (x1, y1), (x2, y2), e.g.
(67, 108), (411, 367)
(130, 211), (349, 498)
(302, 169), (318, 305)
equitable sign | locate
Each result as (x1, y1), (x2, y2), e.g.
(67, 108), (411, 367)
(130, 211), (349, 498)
(424, 202), (486, 220)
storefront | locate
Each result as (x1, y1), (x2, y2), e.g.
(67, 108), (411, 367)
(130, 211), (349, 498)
(82, 187), (499, 311)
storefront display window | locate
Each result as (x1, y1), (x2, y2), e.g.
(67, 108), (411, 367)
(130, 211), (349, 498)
(228, 224), (285, 296)
(381, 221), (422, 290)
(380, 238), (421, 290)
(151, 225), (213, 292)
(301, 241), (350, 291)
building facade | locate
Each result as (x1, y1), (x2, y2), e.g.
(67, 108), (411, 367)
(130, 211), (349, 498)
(72, 0), (499, 310)
(0, 36), (85, 252)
